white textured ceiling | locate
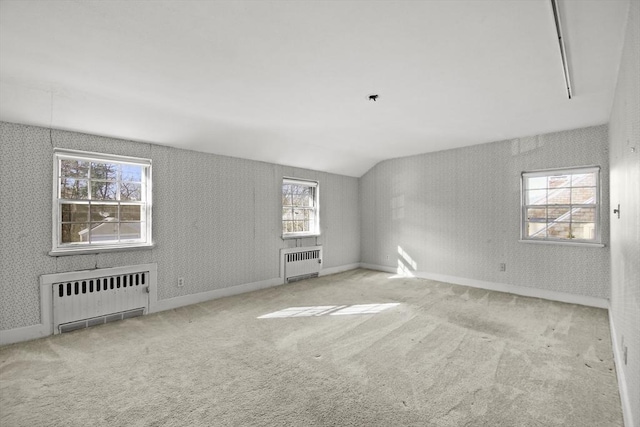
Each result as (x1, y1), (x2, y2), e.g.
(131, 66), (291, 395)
(0, 0), (630, 177)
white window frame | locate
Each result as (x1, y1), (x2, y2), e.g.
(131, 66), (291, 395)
(50, 148), (153, 255)
(520, 166), (603, 247)
(282, 177), (320, 239)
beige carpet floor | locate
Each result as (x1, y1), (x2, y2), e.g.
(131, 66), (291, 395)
(0, 269), (623, 426)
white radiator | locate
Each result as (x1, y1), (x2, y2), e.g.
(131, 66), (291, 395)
(41, 265), (151, 334)
(281, 246), (323, 283)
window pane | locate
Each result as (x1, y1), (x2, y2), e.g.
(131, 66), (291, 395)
(283, 191), (292, 206)
(548, 175), (570, 188)
(91, 182), (117, 200)
(526, 207), (546, 222)
(61, 204), (89, 222)
(526, 190), (547, 205)
(526, 222), (546, 239)
(308, 187), (316, 207)
(572, 207), (596, 223)
(572, 173), (596, 187)
(90, 204), (118, 222)
(284, 221), (293, 233)
(301, 187), (311, 207)
(89, 222), (119, 243)
(121, 165), (142, 182)
(91, 162), (118, 181)
(60, 160), (89, 178)
(547, 222), (571, 239)
(548, 189), (570, 204)
(548, 206), (570, 221)
(119, 222), (142, 240)
(60, 178), (88, 199)
(571, 187), (596, 204)
(572, 223), (596, 240)
(61, 223), (89, 243)
(120, 205), (141, 221)
(299, 190), (309, 207)
(293, 210), (305, 220)
(282, 208), (293, 221)
(120, 182), (142, 201)
(526, 176), (547, 190)
(291, 185), (310, 207)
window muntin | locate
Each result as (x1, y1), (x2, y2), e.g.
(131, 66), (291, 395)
(52, 149), (152, 254)
(521, 167), (600, 243)
(282, 178), (319, 237)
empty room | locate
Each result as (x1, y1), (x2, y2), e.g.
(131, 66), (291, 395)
(0, 1), (638, 426)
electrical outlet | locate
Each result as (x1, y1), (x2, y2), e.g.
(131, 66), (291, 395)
(499, 263), (506, 272)
(624, 346), (628, 365)
(177, 277), (185, 288)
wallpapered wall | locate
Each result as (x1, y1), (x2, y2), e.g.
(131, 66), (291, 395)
(609, 1), (639, 425)
(360, 125), (610, 299)
(0, 122), (361, 330)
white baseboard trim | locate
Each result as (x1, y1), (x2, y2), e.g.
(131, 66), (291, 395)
(609, 307), (635, 427)
(320, 263), (360, 277)
(0, 324), (49, 346)
(360, 263), (608, 309)
(151, 263), (362, 314)
(150, 277), (284, 313)
(360, 263), (396, 274)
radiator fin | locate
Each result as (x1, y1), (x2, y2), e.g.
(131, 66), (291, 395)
(285, 250), (321, 263)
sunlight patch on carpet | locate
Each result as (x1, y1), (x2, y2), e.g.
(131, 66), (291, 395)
(258, 303), (400, 319)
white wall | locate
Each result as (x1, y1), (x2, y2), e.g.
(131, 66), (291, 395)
(609, 1), (640, 426)
(360, 125), (610, 300)
(0, 122), (360, 332)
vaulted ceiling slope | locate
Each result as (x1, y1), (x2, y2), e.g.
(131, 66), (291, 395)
(0, 0), (630, 177)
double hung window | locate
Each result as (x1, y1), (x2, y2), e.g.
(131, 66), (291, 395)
(282, 178), (319, 238)
(51, 149), (152, 254)
(521, 167), (600, 244)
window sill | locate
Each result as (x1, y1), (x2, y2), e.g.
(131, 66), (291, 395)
(282, 234), (320, 240)
(49, 243), (155, 257)
(518, 239), (605, 248)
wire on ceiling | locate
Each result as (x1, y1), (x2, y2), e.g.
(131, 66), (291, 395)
(551, 0), (573, 99)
